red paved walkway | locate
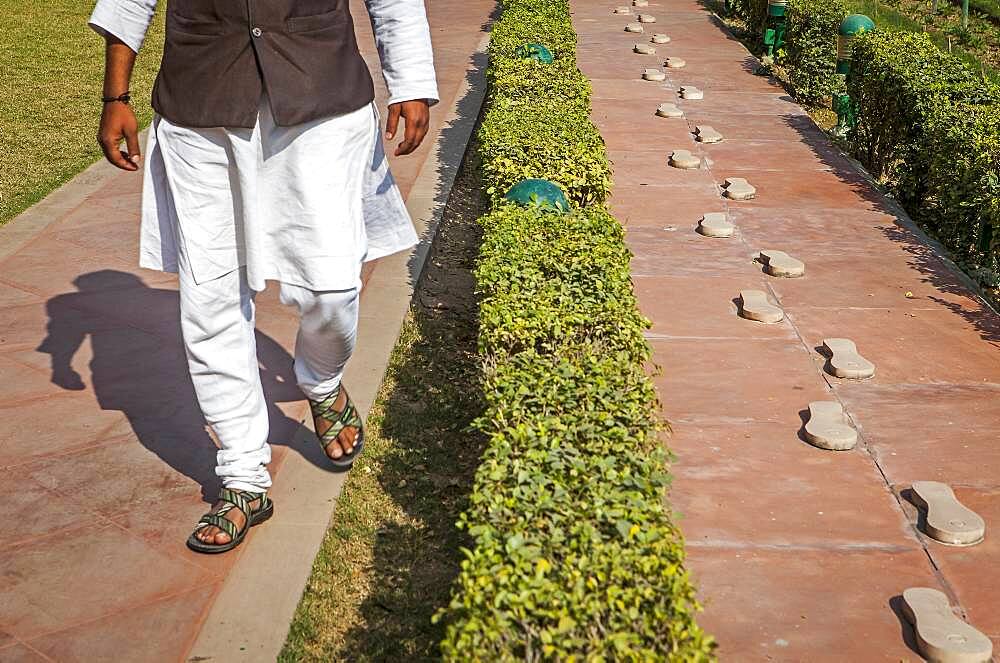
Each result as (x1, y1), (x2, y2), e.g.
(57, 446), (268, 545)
(0, 2), (493, 660)
(572, 2), (1000, 659)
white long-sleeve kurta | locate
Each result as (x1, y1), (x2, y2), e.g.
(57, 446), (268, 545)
(89, 0), (438, 291)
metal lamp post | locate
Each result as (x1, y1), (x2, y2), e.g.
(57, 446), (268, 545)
(832, 14), (875, 137)
(763, 0), (789, 57)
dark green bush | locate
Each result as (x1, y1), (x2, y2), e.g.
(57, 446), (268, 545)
(912, 100), (1000, 288)
(782, 0), (848, 103)
(479, 96), (612, 208)
(436, 0), (715, 658)
(847, 30), (997, 181)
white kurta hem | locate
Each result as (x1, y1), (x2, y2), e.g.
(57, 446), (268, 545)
(140, 98), (419, 292)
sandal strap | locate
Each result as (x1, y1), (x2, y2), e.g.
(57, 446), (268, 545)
(196, 513), (240, 539)
(191, 488), (268, 540)
(218, 487), (265, 517)
(310, 386), (363, 448)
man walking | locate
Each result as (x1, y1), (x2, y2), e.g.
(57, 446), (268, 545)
(90, 0), (437, 553)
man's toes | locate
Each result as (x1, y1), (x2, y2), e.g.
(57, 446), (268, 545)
(214, 531), (232, 545)
(328, 443), (343, 459)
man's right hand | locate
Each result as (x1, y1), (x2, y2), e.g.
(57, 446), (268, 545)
(98, 101), (141, 171)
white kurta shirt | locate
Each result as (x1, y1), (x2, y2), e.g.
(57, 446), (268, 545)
(89, 0), (438, 291)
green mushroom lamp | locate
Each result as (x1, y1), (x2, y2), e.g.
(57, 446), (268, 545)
(514, 43), (554, 64)
(504, 179), (569, 213)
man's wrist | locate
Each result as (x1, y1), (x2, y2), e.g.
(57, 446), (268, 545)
(102, 91), (132, 105)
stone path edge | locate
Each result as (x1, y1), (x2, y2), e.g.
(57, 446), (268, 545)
(184, 33), (490, 663)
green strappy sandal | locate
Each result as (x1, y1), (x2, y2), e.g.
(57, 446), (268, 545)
(187, 487), (274, 554)
(310, 384), (365, 469)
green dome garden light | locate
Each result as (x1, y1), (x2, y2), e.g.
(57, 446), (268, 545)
(514, 43), (554, 64)
(832, 14), (875, 137)
(504, 178), (569, 213)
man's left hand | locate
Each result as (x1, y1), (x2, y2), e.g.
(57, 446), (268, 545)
(385, 100), (430, 156)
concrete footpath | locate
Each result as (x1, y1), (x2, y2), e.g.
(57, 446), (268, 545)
(572, 2), (1000, 660)
(0, 1), (492, 661)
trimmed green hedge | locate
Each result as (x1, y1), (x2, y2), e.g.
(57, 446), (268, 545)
(436, 0), (715, 659)
(726, 0), (847, 104)
(783, 0), (848, 104)
(848, 31), (996, 181)
(848, 30), (999, 288)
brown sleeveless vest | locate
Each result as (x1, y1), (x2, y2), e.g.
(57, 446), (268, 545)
(152, 0), (375, 128)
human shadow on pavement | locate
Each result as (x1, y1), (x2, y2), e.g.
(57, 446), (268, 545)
(37, 269), (313, 504)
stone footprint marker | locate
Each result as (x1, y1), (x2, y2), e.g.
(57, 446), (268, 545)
(901, 588), (993, 663)
(803, 401), (857, 450)
(651, 33), (671, 43)
(822, 338), (875, 379)
(680, 85), (703, 99)
(625, 22), (644, 32)
(614, 5), (632, 14)
(669, 150), (701, 169)
(642, 67), (665, 81)
(697, 212), (734, 237)
(723, 177), (756, 200)
(638, 13), (656, 21)
(664, 56), (686, 68)
(656, 102), (683, 118)
(695, 125), (723, 143)
(738, 290), (783, 323)
(633, 0), (649, 6)
(634, 43), (656, 54)
(758, 249), (804, 277)
(909, 481), (985, 546)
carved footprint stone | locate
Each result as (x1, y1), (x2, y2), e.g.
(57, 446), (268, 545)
(656, 102), (683, 118)
(723, 177), (756, 200)
(634, 43), (656, 54)
(614, 6), (632, 14)
(625, 22), (644, 32)
(901, 587), (993, 663)
(642, 67), (665, 81)
(738, 289), (783, 323)
(633, 0), (649, 6)
(822, 338), (875, 379)
(651, 33), (671, 43)
(665, 56), (686, 68)
(695, 125), (724, 143)
(669, 150), (701, 169)
(638, 13), (657, 21)
(697, 212), (734, 238)
(804, 401), (857, 450)
(759, 249), (804, 277)
(910, 481), (985, 546)
(680, 85), (703, 99)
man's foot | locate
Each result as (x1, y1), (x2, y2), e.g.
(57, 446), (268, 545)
(188, 488), (273, 553)
(193, 492), (263, 545)
(310, 385), (365, 465)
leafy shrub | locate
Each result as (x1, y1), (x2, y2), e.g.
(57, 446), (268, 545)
(438, 204), (716, 661)
(479, 96), (612, 208)
(847, 30), (997, 182)
(436, 0), (715, 658)
(782, 0), (848, 103)
(913, 100), (1000, 288)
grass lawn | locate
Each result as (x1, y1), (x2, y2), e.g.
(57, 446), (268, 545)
(0, 0), (164, 226)
(279, 135), (486, 661)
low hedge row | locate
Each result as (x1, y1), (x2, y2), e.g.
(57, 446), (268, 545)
(783, 0), (848, 103)
(436, 0), (715, 659)
(849, 30), (999, 289)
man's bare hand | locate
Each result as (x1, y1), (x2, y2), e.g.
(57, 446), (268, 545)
(98, 102), (141, 171)
(385, 100), (430, 157)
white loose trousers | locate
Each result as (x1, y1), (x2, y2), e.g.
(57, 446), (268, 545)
(163, 99), (380, 491)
